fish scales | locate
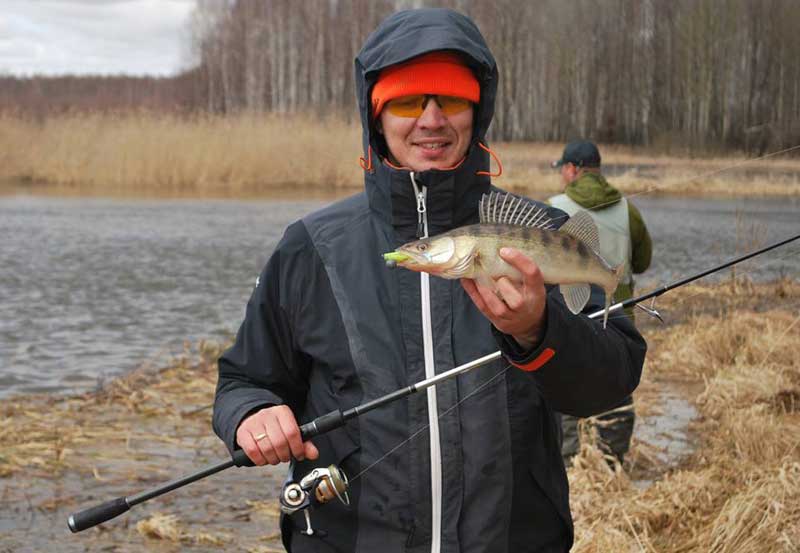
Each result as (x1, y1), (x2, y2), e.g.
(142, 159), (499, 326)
(383, 193), (624, 328)
(451, 224), (614, 287)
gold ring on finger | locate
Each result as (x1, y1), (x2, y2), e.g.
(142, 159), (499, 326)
(253, 432), (268, 441)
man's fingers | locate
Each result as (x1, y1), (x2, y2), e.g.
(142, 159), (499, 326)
(276, 411), (306, 461)
(463, 278), (511, 319)
(258, 432), (281, 465)
(266, 419), (292, 463)
(237, 406), (313, 466)
(304, 441), (320, 460)
(499, 247), (544, 287)
(239, 432), (267, 466)
(495, 277), (524, 311)
(475, 281), (511, 318)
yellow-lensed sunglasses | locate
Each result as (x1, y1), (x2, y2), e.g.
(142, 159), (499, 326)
(385, 94), (473, 118)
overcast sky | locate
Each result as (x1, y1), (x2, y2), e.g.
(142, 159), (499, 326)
(0, 0), (199, 77)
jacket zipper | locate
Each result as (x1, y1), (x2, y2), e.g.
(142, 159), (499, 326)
(411, 172), (442, 553)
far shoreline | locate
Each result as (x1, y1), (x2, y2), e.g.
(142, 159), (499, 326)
(2, 113), (798, 200)
(2, 177), (799, 201)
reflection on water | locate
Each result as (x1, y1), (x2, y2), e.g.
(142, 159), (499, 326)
(1, 194), (798, 398)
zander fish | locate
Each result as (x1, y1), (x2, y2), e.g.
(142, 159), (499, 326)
(383, 192), (624, 328)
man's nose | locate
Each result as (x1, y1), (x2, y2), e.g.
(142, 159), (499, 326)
(416, 98), (447, 129)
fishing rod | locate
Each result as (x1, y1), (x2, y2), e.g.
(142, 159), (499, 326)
(67, 231), (800, 534)
(590, 231), (800, 322)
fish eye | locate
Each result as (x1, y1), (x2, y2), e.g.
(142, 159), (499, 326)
(418, 243), (428, 252)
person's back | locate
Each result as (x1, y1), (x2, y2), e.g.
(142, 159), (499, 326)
(549, 142), (652, 466)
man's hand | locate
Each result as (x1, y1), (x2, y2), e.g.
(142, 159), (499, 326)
(461, 247), (547, 350)
(236, 405), (319, 466)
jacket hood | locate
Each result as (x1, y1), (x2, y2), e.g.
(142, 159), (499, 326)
(355, 8), (498, 171)
(565, 172), (622, 209)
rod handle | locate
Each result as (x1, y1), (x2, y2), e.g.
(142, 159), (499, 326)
(299, 409), (345, 439)
(232, 448), (255, 467)
(68, 497), (130, 533)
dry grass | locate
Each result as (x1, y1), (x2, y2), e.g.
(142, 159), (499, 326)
(496, 142), (800, 198)
(0, 112), (363, 196)
(1, 280), (799, 551)
(0, 339), (225, 479)
(0, 338), (286, 551)
(569, 279), (800, 552)
(1, 112), (799, 198)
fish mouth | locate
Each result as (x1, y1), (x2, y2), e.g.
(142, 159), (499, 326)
(383, 251), (411, 263)
(383, 250), (429, 270)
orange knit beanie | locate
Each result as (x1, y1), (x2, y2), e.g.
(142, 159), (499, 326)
(371, 52), (480, 118)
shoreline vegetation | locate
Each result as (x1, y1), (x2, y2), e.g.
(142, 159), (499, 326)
(1, 278), (799, 551)
(2, 112), (799, 200)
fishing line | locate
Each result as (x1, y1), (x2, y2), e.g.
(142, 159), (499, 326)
(649, 247), (800, 311)
(349, 363), (513, 483)
(600, 246), (800, 325)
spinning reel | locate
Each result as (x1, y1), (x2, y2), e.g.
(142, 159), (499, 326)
(280, 463), (350, 537)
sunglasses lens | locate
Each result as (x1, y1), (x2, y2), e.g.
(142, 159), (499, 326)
(386, 95), (426, 117)
(437, 96), (472, 115)
(385, 95), (472, 117)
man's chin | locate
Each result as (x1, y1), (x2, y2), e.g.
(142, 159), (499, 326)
(410, 156), (460, 172)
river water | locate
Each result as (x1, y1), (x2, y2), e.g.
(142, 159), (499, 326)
(1, 194), (798, 398)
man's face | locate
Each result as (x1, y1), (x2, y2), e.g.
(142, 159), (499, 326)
(379, 98), (473, 171)
(560, 163), (579, 187)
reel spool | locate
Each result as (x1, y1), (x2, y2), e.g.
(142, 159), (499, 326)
(280, 464), (349, 537)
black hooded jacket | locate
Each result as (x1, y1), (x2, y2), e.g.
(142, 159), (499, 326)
(213, 8), (646, 553)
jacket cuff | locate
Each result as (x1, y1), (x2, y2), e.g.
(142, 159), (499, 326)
(493, 295), (568, 372)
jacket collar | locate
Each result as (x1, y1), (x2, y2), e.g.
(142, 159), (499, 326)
(365, 141), (491, 243)
(565, 172), (622, 209)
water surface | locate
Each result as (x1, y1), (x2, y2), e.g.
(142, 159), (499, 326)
(1, 194), (798, 398)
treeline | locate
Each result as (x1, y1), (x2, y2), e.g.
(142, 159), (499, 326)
(2, 0), (799, 154)
(192, 0), (800, 153)
(0, 73), (202, 117)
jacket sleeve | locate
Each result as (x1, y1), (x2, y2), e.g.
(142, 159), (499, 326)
(628, 202), (652, 274)
(493, 286), (646, 418)
(212, 222), (312, 454)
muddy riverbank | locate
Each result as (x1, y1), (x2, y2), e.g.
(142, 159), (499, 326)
(2, 279), (798, 552)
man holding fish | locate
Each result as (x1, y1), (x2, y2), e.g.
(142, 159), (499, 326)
(213, 8), (646, 553)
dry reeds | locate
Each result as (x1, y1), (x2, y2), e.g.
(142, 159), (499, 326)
(0, 112), (363, 196)
(1, 112), (799, 197)
(496, 142), (800, 198)
(568, 280), (800, 552)
(1, 281), (799, 551)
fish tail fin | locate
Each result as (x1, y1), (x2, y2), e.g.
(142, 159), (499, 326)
(603, 265), (625, 330)
(613, 263), (625, 284)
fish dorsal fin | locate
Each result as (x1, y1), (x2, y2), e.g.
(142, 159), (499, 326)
(559, 210), (600, 252)
(560, 283), (591, 314)
(479, 192), (554, 229)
